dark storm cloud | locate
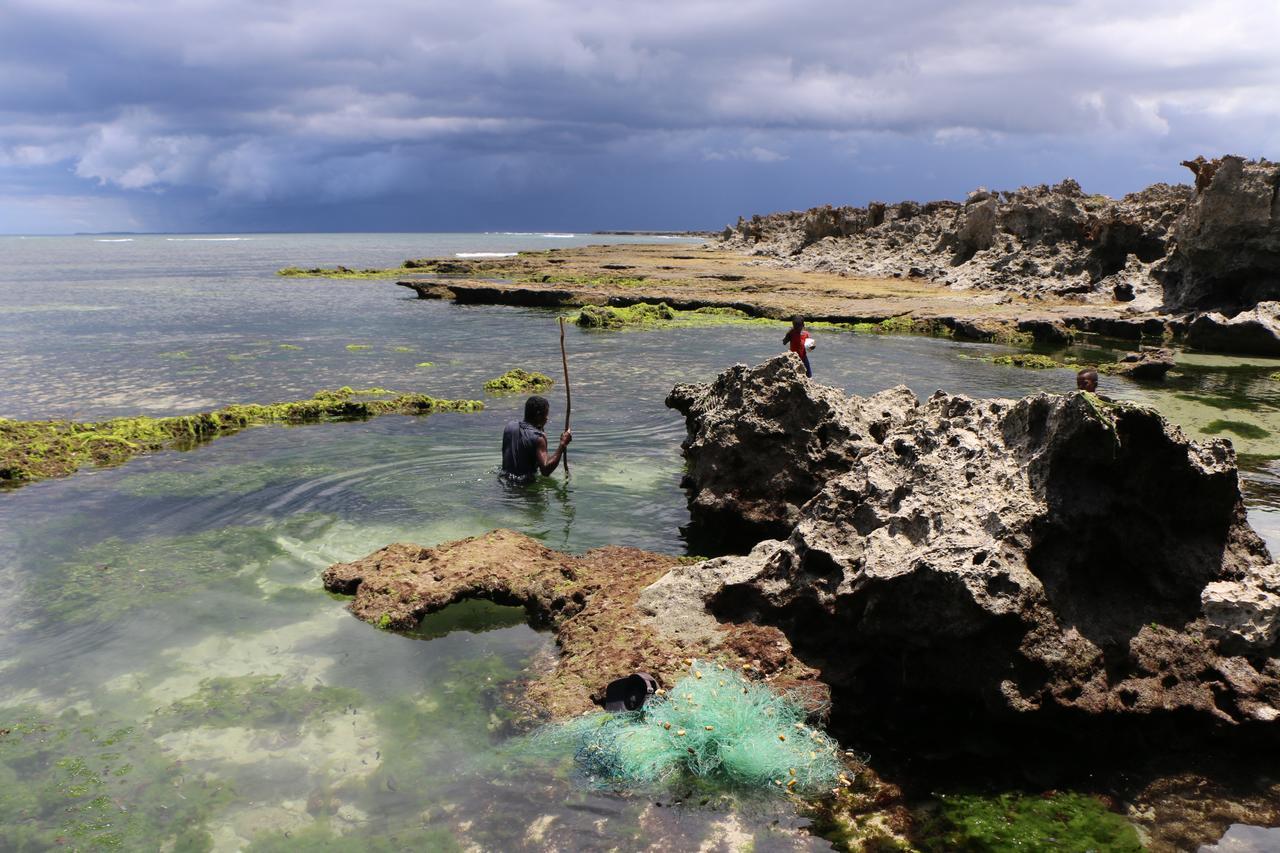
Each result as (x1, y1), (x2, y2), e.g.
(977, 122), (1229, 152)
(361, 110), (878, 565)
(1, 0), (1277, 232)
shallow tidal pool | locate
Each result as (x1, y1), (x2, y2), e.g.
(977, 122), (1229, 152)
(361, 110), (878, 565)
(3, 235), (1280, 850)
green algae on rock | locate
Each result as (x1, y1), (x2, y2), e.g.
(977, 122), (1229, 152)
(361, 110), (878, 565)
(0, 386), (484, 487)
(817, 315), (955, 337)
(991, 353), (1068, 369)
(574, 302), (781, 332)
(277, 266), (403, 279)
(915, 791), (1142, 852)
(576, 302), (677, 329)
(153, 675), (361, 736)
(1203, 419), (1272, 440)
(483, 368), (554, 394)
(0, 707), (232, 851)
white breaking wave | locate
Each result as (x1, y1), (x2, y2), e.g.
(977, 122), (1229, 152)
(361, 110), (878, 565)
(95, 238), (134, 242)
(456, 252), (518, 258)
(165, 237), (250, 242)
(540, 233), (575, 238)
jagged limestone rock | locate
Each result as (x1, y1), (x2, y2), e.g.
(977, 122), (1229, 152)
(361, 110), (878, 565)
(660, 355), (1280, 746)
(1186, 302), (1280, 356)
(1164, 156), (1280, 312)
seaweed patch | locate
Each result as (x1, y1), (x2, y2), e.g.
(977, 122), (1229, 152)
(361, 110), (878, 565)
(483, 369), (554, 394)
(0, 387), (484, 487)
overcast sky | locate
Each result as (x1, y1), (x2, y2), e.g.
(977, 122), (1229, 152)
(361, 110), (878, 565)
(2, 0), (1277, 233)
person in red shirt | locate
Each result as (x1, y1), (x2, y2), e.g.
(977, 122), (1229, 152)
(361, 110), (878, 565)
(783, 316), (814, 377)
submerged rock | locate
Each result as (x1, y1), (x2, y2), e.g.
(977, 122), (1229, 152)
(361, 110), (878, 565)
(662, 355), (1280, 748)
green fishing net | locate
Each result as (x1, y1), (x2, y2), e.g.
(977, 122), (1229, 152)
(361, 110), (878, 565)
(535, 660), (846, 794)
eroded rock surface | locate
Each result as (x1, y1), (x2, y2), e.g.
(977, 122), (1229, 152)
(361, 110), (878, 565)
(1185, 302), (1280, 356)
(321, 529), (823, 720)
(1164, 156), (1280, 313)
(1110, 347), (1176, 381)
(722, 156), (1280, 324)
(722, 178), (1186, 308)
(663, 355), (1280, 745)
(666, 354), (916, 540)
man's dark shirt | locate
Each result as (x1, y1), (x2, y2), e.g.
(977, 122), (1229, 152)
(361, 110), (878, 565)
(502, 420), (545, 478)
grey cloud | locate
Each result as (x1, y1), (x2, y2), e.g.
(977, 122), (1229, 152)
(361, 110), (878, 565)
(0, 0), (1277, 230)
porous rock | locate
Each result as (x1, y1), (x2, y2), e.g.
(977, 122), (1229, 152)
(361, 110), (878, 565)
(1111, 347), (1176, 381)
(722, 178), (1186, 308)
(722, 156), (1280, 326)
(1185, 302), (1280, 356)
(665, 353), (917, 540)
(321, 528), (823, 721)
(1163, 156), (1280, 312)
(660, 355), (1280, 746)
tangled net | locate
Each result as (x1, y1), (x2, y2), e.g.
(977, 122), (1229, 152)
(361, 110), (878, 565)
(536, 660), (846, 795)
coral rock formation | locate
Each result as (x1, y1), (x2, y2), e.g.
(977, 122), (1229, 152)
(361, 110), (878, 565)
(721, 156), (1280, 326)
(1164, 156), (1280, 313)
(665, 354), (916, 540)
(1185, 302), (1280, 356)
(722, 179), (1186, 308)
(665, 355), (1280, 746)
(321, 529), (824, 721)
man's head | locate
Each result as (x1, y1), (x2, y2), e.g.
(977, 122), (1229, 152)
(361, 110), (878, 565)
(792, 315), (805, 330)
(524, 395), (550, 427)
(1076, 368), (1099, 393)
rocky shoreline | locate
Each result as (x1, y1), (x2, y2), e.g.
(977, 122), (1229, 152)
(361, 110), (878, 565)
(720, 155), (1280, 352)
(665, 357), (1280, 751)
(366, 155), (1280, 356)
(390, 243), (1177, 347)
(324, 354), (1280, 849)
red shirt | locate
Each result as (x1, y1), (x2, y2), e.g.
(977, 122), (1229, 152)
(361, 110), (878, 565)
(786, 329), (811, 356)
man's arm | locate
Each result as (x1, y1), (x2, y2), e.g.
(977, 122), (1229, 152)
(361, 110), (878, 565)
(536, 429), (572, 475)
(783, 329), (793, 345)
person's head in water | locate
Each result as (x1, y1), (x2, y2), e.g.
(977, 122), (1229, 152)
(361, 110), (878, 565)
(524, 395), (551, 428)
(1076, 368), (1099, 393)
(792, 315), (805, 331)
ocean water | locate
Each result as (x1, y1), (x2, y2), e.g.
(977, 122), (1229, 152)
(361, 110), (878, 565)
(2, 233), (1279, 850)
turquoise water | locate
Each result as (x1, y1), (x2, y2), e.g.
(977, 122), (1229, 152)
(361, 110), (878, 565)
(2, 234), (1279, 850)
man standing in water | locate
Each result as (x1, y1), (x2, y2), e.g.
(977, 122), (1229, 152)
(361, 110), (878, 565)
(783, 316), (815, 377)
(1076, 368), (1099, 393)
(502, 395), (572, 479)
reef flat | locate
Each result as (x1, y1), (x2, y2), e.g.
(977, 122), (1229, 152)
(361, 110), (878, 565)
(0, 386), (483, 487)
(278, 156), (1280, 356)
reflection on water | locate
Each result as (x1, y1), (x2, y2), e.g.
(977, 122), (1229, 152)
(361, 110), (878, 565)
(1202, 824), (1280, 852)
(2, 235), (1280, 847)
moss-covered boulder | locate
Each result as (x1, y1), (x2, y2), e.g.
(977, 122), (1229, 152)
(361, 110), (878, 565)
(576, 302), (676, 329)
(482, 369), (554, 394)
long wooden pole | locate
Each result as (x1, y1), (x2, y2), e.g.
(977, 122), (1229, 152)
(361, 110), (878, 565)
(559, 316), (572, 476)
